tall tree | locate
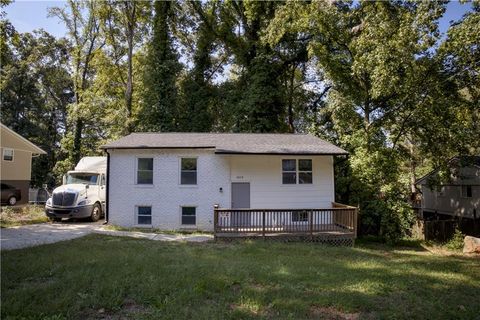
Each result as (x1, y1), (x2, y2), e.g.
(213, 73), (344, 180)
(138, 0), (182, 132)
(0, 26), (73, 186)
(49, 0), (104, 167)
(439, 3), (480, 154)
(266, 0), (451, 241)
(98, 0), (151, 134)
(190, 0), (310, 132)
(177, 8), (217, 132)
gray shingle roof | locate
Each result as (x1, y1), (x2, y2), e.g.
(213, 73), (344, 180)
(101, 133), (348, 155)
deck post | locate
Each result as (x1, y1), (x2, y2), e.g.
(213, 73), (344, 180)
(262, 210), (266, 240)
(354, 207), (358, 239)
(309, 210), (313, 240)
(214, 205), (219, 241)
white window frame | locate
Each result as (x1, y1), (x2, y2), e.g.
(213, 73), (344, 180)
(3, 148), (14, 162)
(136, 157), (154, 185)
(282, 159), (297, 184)
(179, 157), (198, 186)
(282, 159), (313, 185)
(298, 159), (313, 184)
(136, 205), (152, 226)
(180, 205), (197, 226)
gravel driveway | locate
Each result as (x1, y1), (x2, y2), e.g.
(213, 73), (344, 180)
(1, 221), (104, 250)
(1, 221), (213, 251)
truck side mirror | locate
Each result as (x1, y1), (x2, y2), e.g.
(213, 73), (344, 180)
(62, 175), (66, 185)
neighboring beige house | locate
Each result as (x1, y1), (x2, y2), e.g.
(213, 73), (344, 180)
(0, 123), (46, 205)
(416, 156), (480, 220)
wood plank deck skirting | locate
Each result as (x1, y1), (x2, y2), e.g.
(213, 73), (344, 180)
(213, 202), (358, 244)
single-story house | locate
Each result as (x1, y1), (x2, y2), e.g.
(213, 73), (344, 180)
(415, 156), (480, 220)
(0, 123), (46, 205)
(101, 133), (357, 240)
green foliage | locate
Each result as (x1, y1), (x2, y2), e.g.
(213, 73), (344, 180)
(446, 228), (465, 251)
(177, 20), (216, 132)
(2, 0), (479, 244)
(265, 0), (478, 242)
(0, 26), (73, 187)
(138, 0), (182, 132)
(0, 205), (49, 228)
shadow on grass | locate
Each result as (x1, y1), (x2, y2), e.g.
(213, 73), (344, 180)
(1, 234), (479, 320)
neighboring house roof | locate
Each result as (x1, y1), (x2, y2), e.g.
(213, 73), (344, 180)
(0, 123), (46, 155)
(101, 133), (348, 155)
(415, 156), (480, 185)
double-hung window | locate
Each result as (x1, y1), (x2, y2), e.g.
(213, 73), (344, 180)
(137, 206), (152, 225)
(181, 158), (197, 185)
(282, 159), (312, 184)
(3, 148), (14, 161)
(282, 160), (297, 184)
(298, 160), (312, 184)
(137, 158), (153, 184)
(181, 206), (196, 225)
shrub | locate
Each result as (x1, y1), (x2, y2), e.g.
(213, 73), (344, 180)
(445, 227), (464, 251)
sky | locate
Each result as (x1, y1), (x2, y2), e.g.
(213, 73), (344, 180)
(4, 0), (474, 39)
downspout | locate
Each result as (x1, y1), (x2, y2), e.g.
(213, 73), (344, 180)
(103, 149), (110, 225)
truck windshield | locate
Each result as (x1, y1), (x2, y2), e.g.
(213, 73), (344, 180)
(66, 173), (98, 185)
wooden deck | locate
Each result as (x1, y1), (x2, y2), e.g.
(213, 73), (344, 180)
(214, 203), (357, 244)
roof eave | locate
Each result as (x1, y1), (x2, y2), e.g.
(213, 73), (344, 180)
(1, 123), (47, 155)
(100, 146), (217, 150)
(215, 151), (349, 156)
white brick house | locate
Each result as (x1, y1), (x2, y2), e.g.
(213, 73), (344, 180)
(101, 133), (349, 232)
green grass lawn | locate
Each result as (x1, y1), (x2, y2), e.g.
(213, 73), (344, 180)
(0, 205), (49, 228)
(2, 235), (479, 320)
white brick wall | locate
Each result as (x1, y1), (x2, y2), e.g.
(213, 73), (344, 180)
(108, 149), (230, 231)
(108, 150), (336, 231)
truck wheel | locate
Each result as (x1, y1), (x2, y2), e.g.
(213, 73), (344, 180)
(90, 203), (101, 222)
(8, 196), (17, 206)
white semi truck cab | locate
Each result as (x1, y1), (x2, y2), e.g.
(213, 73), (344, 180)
(45, 157), (107, 221)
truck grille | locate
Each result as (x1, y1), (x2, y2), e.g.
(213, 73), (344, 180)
(52, 192), (77, 207)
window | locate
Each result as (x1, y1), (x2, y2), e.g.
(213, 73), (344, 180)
(137, 206), (152, 225)
(181, 158), (197, 185)
(461, 185), (472, 198)
(292, 210), (308, 222)
(3, 148), (13, 161)
(282, 159), (313, 184)
(137, 158), (153, 184)
(282, 160), (296, 184)
(66, 173), (98, 185)
(298, 159), (312, 184)
(181, 206), (196, 225)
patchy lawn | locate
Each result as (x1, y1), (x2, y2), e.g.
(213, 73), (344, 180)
(0, 205), (48, 228)
(104, 224), (212, 236)
(1, 235), (479, 319)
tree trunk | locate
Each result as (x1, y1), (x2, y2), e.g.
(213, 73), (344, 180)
(125, 1), (135, 133)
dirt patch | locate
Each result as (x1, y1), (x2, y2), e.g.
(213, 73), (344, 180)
(309, 306), (360, 320)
